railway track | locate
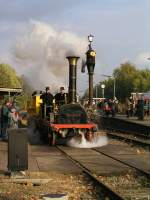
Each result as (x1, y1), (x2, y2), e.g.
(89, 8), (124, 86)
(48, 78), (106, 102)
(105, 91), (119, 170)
(97, 115), (150, 150)
(57, 145), (150, 200)
(107, 131), (150, 150)
(57, 145), (124, 200)
(92, 148), (150, 178)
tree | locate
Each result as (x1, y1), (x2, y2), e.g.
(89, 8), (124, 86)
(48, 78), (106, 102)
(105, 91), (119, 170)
(102, 62), (150, 101)
(139, 69), (150, 91)
(0, 64), (34, 109)
(90, 62), (150, 102)
(15, 75), (33, 109)
(0, 63), (21, 88)
(113, 62), (138, 100)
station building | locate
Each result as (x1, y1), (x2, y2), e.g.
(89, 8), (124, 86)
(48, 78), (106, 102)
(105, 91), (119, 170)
(0, 87), (22, 102)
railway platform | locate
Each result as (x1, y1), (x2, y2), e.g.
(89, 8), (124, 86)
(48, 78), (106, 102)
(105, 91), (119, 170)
(99, 114), (150, 136)
(115, 114), (150, 127)
(0, 141), (81, 174)
(0, 140), (149, 175)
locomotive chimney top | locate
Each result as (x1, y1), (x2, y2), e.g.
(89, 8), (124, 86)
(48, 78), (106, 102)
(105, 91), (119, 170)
(66, 56), (80, 104)
(66, 56), (79, 65)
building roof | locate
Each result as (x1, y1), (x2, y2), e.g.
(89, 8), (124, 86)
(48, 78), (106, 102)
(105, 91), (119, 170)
(144, 91), (150, 98)
(0, 87), (22, 93)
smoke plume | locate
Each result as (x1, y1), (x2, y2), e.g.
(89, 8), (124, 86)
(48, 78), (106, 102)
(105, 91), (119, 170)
(12, 20), (87, 92)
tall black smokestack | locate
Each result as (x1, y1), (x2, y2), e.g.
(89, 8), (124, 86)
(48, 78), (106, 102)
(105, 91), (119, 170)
(66, 56), (80, 103)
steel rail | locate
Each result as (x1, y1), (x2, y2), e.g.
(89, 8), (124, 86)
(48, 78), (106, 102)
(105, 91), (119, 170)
(98, 115), (150, 150)
(105, 126), (150, 139)
(107, 132), (150, 151)
(93, 148), (150, 179)
(56, 145), (125, 200)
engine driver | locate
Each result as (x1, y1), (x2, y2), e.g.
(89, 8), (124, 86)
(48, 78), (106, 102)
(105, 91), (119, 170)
(54, 87), (68, 107)
(40, 86), (53, 117)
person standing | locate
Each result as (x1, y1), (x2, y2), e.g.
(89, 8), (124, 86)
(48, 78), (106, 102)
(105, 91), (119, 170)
(103, 99), (111, 117)
(54, 87), (68, 107)
(40, 87), (53, 117)
(125, 98), (131, 118)
(108, 99), (115, 117)
(137, 96), (144, 120)
(1, 101), (11, 140)
(9, 103), (19, 128)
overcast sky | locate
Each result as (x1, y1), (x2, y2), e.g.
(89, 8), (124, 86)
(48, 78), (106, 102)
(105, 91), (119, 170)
(0, 0), (150, 92)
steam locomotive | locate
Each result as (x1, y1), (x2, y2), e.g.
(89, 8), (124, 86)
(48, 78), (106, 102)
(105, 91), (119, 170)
(32, 56), (97, 145)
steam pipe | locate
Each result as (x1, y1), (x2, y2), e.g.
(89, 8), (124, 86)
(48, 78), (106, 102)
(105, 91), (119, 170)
(66, 56), (80, 103)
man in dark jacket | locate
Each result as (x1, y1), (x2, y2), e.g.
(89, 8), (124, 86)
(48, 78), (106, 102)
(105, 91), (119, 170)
(40, 87), (53, 117)
(137, 96), (144, 120)
(54, 87), (68, 107)
(1, 101), (11, 139)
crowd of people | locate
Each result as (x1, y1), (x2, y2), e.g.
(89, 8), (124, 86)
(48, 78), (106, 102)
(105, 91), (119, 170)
(83, 97), (118, 118)
(84, 95), (150, 120)
(0, 100), (19, 140)
(125, 96), (150, 120)
(96, 98), (118, 117)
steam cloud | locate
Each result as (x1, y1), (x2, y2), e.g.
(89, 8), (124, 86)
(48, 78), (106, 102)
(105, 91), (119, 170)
(67, 133), (108, 148)
(13, 20), (87, 92)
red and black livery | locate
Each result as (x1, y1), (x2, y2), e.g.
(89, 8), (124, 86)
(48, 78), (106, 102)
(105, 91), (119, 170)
(37, 56), (97, 145)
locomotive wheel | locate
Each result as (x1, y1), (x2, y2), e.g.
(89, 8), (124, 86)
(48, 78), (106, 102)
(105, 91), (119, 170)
(86, 131), (94, 142)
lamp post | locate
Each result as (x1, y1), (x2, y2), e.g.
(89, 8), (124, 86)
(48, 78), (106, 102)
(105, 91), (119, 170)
(86, 34), (96, 106)
(101, 84), (105, 98)
(101, 74), (116, 99)
(93, 82), (98, 98)
(95, 84), (98, 98)
(95, 83), (100, 99)
(113, 77), (116, 99)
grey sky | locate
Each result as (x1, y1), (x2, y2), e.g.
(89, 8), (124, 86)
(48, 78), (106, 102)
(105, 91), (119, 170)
(0, 0), (150, 92)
